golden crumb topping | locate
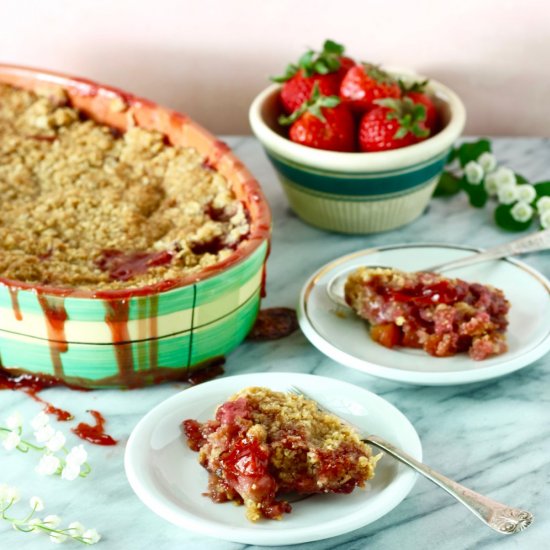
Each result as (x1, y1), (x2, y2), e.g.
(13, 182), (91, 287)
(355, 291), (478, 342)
(0, 83), (249, 290)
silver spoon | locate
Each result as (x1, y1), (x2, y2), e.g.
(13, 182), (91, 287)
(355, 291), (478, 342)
(288, 386), (534, 535)
(327, 229), (550, 308)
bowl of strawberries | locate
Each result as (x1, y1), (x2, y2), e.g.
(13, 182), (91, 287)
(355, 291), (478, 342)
(249, 40), (466, 234)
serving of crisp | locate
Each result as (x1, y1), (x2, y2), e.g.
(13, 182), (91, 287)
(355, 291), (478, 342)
(345, 267), (510, 360)
(182, 387), (379, 521)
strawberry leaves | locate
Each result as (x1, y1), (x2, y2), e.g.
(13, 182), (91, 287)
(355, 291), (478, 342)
(278, 82), (340, 125)
(375, 97), (429, 139)
(271, 39), (346, 82)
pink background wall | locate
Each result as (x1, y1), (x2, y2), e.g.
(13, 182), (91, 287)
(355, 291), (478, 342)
(2, 0), (549, 136)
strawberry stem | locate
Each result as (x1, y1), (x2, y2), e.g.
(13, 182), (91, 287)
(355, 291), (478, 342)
(375, 97), (430, 139)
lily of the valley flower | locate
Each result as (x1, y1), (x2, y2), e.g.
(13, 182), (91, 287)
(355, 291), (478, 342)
(478, 152), (497, 173)
(536, 196), (550, 214)
(34, 424), (55, 444)
(46, 431), (66, 453)
(3, 431), (21, 451)
(541, 210), (550, 229)
(498, 185), (519, 205)
(6, 412), (23, 431)
(494, 167), (517, 189)
(516, 184), (537, 204)
(484, 172), (499, 196)
(36, 454), (61, 476)
(510, 201), (534, 223)
(31, 412), (49, 431)
(464, 161), (484, 184)
(66, 445), (88, 467)
(1, 489), (101, 545)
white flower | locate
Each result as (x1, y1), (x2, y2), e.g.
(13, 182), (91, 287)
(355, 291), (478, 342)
(484, 172), (499, 196)
(50, 532), (67, 544)
(31, 411), (49, 431)
(83, 528), (101, 544)
(3, 431), (21, 451)
(68, 521), (85, 537)
(541, 210), (550, 229)
(516, 184), (537, 204)
(43, 514), (61, 528)
(536, 196), (550, 214)
(29, 496), (45, 512)
(498, 186), (519, 205)
(464, 161), (484, 184)
(0, 484), (9, 504)
(478, 152), (497, 173)
(510, 201), (534, 223)
(66, 445), (87, 467)
(46, 431), (66, 452)
(4, 486), (20, 504)
(28, 517), (42, 534)
(494, 167), (516, 189)
(5, 412), (23, 430)
(36, 454), (61, 476)
(34, 424), (55, 443)
(61, 463), (81, 481)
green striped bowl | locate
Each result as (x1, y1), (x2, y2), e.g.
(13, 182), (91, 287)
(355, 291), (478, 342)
(249, 77), (466, 234)
(0, 65), (271, 388)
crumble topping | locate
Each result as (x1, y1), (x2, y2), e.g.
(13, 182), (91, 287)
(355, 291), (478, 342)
(183, 387), (379, 522)
(0, 83), (250, 289)
(345, 267), (510, 360)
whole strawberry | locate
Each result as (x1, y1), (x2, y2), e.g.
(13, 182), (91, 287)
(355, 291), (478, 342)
(279, 83), (356, 152)
(399, 79), (438, 131)
(272, 40), (354, 114)
(339, 63), (401, 113)
(358, 97), (430, 152)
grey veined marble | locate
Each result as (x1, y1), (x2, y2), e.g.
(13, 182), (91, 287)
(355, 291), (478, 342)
(1, 137), (549, 550)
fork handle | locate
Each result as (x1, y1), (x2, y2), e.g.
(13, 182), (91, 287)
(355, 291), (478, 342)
(426, 228), (550, 273)
(365, 435), (533, 534)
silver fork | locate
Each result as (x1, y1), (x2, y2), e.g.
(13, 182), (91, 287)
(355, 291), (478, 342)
(288, 386), (533, 535)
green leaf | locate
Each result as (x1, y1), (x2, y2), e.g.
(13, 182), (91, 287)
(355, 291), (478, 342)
(534, 181), (550, 197)
(314, 60), (329, 74)
(323, 39), (345, 55)
(460, 177), (488, 207)
(270, 63), (300, 83)
(515, 173), (528, 184)
(434, 171), (461, 196)
(494, 204), (533, 231)
(456, 139), (492, 168)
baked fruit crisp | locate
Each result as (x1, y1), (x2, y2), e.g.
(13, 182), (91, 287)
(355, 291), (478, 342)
(345, 267), (510, 360)
(0, 83), (249, 289)
(182, 387), (379, 521)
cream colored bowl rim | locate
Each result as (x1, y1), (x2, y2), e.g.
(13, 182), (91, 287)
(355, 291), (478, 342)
(249, 75), (466, 173)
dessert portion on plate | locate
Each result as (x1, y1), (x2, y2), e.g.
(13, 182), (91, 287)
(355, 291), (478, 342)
(345, 267), (510, 360)
(183, 386), (379, 522)
(0, 83), (249, 290)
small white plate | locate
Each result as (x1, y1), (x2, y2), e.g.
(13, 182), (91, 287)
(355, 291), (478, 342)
(124, 372), (421, 546)
(298, 244), (550, 386)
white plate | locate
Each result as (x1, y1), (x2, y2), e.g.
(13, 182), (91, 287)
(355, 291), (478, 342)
(298, 244), (550, 386)
(124, 372), (421, 546)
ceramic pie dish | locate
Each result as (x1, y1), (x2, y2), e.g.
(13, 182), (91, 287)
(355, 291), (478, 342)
(0, 64), (271, 389)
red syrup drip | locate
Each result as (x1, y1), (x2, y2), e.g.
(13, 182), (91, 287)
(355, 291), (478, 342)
(72, 410), (117, 446)
(36, 294), (68, 379)
(95, 249), (174, 282)
(260, 240), (271, 299)
(0, 370), (73, 421)
(8, 288), (22, 321)
(104, 300), (134, 381)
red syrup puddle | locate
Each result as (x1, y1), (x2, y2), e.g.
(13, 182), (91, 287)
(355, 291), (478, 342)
(71, 410), (117, 446)
(247, 308), (298, 341)
(0, 370), (74, 421)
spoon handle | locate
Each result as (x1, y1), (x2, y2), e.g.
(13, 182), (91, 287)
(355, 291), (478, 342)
(366, 434), (533, 535)
(427, 229), (550, 272)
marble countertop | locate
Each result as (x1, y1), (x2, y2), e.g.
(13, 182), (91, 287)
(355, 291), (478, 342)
(1, 137), (549, 550)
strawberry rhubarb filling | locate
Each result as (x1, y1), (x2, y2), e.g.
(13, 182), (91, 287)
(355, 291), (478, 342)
(183, 387), (379, 521)
(344, 267), (510, 360)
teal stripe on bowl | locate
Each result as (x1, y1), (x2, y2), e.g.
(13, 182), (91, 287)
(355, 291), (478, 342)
(266, 149), (448, 196)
